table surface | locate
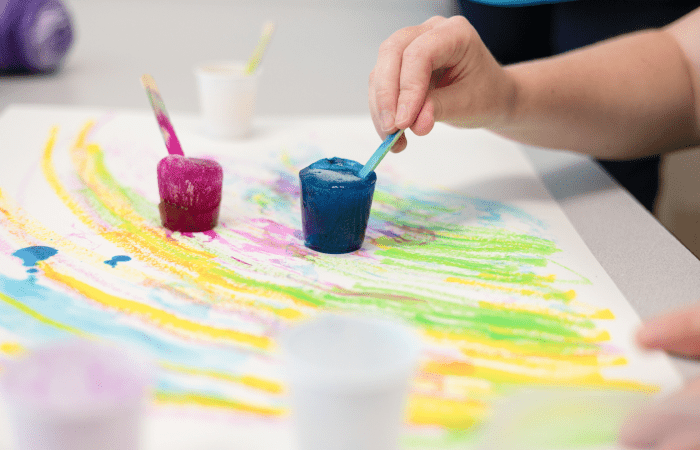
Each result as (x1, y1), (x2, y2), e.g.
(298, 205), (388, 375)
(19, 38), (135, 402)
(2, 0), (700, 382)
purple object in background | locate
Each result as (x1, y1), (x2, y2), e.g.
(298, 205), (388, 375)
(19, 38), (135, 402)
(0, 0), (74, 73)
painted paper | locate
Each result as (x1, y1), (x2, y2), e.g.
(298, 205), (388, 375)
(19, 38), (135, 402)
(0, 106), (681, 449)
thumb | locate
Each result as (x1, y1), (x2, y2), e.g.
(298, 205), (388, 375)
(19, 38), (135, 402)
(412, 59), (514, 137)
(409, 84), (471, 137)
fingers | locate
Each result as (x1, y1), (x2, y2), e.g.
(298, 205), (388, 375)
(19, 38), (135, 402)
(370, 16), (445, 138)
(659, 432), (700, 450)
(637, 303), (700, 357)
(395, 15), (475, 130)
(619, 391), (700, 450)
(370, 15), (489, 152)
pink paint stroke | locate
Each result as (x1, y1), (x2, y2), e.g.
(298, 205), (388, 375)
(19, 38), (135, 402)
(155, 111), (184, 156)
(146, 86), (184, 156)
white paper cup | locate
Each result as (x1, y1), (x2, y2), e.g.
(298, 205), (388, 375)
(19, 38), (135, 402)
(282, 314), (421, 450)
(0, 339), (154, 450)
(195, 60), (260, 139)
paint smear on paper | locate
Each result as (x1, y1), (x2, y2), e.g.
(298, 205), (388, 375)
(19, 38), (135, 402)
(0, 119), (659, 449)
(105, 255), (131, 267)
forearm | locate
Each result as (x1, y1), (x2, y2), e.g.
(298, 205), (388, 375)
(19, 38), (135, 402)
(493, 30), (700, 159)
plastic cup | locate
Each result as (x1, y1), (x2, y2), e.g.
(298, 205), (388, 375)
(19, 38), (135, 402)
(0, 339), (154, 450)
(299, 157), (377, 254)
(281, 314), (420, 450)
(194, 60), (260, 139)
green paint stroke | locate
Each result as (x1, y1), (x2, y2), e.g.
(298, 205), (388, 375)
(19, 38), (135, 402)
(72, 143), (601, 348)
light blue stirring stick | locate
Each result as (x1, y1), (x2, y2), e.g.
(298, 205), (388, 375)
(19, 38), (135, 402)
(358, 129), (405, 179)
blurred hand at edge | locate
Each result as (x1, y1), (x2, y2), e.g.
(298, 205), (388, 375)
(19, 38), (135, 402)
(620, 303), (700, 449)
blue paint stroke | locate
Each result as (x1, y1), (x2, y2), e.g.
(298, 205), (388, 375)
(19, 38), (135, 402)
(12, 246), (58, 267)
(104, 255), (132, 268)
(0, 273), (252, 391)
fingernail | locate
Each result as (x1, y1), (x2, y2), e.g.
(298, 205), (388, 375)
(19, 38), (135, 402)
(380, 110), (394, 131)
(395, 104), (407, 125)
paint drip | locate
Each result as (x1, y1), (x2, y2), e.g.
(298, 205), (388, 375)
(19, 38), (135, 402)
(104, 255), (131, 268)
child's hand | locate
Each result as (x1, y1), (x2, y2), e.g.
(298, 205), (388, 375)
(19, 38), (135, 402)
(368, 16), (515, 153)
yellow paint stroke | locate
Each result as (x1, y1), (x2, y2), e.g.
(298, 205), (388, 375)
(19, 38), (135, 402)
(477, 300), (614, 323)
(154, 391), (284, 417)
(424, 360), (474, 377)
(0, 291), (85, 336)
(590, 308), (615, 319)
(160, 361), (283, 394)
(0, 342), (23, 356)
(421, 355), (631, 391)
(459, 347), (627, 368)
(424, 328), (616, 362)
(41, 124), (313, 318)
(408, 395), (486, 429)
(41, 264), (272, 351)
(470, 365), (659, 393)
(42, 127), (106, 232)
(447, 276), (576, 301)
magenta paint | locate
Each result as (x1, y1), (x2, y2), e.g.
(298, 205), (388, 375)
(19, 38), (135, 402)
(157, 155), (223, 232)
(155, 110), (184, 156)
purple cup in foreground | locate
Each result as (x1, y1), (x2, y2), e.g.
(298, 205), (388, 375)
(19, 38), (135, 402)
(0, 340), (154, 450)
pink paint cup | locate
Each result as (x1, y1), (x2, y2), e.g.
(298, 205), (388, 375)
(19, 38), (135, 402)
(0, 339), (154, 450)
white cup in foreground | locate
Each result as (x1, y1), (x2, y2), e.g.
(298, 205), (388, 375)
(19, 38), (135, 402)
(195, 60), (261, 140)
(0, 339), (154, 450)
(282, 314), (421, 450)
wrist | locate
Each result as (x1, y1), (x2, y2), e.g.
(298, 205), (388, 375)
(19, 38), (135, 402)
(497, 65), (524, 129)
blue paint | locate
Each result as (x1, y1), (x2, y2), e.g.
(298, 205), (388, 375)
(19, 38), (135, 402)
(299, 157), (376, 254)
(0, 272), (249, 376)
(12, 246), (58, 267)
(27, 268), (38, 273)
(104, 255), (132, 268)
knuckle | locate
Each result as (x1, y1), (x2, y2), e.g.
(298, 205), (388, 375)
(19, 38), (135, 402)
(448, 15), (469, 28)
(424, 15), (446, 26)
(379, 27), (414, 54)
(377, 39), (396, 55)
(444, 15), (475, 44)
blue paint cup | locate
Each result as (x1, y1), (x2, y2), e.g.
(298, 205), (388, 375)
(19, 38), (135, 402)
(299, 157), (377, 254)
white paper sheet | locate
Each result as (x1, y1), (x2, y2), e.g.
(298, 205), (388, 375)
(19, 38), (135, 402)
(0, 105), (681, 450)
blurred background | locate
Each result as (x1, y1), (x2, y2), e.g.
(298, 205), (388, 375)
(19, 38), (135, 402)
(1, 0), (699, 260)
(0, 0), (456, 115)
